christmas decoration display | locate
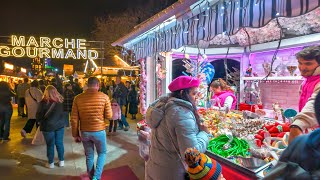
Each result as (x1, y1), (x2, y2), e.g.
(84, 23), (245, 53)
(139, 58), (147, 115)
(156, 59), (166, 98)
(245, 64), (253, 77)
(182, 56), (215, 108)
(209, 7), (320, 47)
(243, 80), (261, 105)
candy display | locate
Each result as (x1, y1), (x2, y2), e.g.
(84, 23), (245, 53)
(207, 135), (250, 158)
(200, 106), (294, 177)
(263, 132), (289, 154)
(199, 109), (243, 136)
(230, 118), (264, 140)
(254, 121), (290, 147)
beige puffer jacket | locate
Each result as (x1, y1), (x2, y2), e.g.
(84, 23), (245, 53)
(71, 89), (112, 137)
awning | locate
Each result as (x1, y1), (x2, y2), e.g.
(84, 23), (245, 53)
(125, 0), (320, 59)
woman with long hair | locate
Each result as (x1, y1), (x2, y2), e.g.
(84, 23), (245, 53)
(0, 81), (15, 142)
(145, 76), (210, 180)
(210, 78), (237, 110)
(36, 85), (65, 168)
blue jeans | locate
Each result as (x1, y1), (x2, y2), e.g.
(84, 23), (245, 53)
(42, 128), (65, 164)
(0, 104), (13, 139)
(118, 105), (129, 128)
(81, 130), (107, 180)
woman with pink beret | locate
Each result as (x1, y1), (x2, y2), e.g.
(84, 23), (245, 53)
(145, 75), (211, 180)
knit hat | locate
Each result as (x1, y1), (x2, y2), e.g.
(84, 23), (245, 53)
(184, 148), (222, 180)
(168, 76), (200, 92)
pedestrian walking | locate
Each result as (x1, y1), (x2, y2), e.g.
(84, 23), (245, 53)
(16, 77), (30, 117)
(128, 84), (138, 120)
(0, 81), (15, 142)
(71, 77), (112, 180)
(63, 83), (75, 127)
(113, 76), (129, 131)
(21, 80), (43, 138)
(108, 99), (121, 136)
(36, 85), (65, 169)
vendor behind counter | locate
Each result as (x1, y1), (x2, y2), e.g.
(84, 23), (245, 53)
(264, 91), (320, 179)
(210, 78), (237, 110)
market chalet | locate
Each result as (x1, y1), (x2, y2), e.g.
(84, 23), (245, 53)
(0, 35), (99, 60)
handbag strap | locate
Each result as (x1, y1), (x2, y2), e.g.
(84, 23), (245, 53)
(29, 88), (37, 102)
(44, 103), (56, 119)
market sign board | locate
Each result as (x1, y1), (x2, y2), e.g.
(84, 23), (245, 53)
(3, 62), (14, 75)
(4, 62), (14, 70)
(63, 64), (74, 76)
(0, 35), (99, 60)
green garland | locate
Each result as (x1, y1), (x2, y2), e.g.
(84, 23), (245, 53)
(207, 135), (249, 158)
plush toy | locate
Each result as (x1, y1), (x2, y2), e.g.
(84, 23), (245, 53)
(245, 64), (253, 77)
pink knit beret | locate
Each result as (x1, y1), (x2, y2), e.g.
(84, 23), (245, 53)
(168, 76), (200, 92)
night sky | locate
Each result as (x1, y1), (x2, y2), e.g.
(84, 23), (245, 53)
(0, 0), (146, 37)
(0, 0), (148, 72)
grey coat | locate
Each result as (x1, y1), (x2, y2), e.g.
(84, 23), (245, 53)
(145, 96), (209, 180)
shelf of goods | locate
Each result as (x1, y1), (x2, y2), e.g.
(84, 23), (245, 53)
(199, 108), (289, 179)
(242, 76), (303, 81)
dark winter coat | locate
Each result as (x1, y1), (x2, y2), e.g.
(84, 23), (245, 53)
(71, 82), (82, 95)
(0, 88), (15, 106)
(36, 101), (65, 132)
(63, 89), (75, 112)
(128, 89), (138, 114)
(112, 82), (128, 106)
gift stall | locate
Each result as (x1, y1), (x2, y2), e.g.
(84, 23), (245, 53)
(0, 62), (25, 84)
(113, 0), (320, 178)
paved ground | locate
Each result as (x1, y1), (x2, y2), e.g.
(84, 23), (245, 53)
(0, 107), (145, 180)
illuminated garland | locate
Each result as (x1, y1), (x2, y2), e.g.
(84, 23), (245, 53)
(156, 62), (166, 98)
(210, 7), (320, 46)
(139, 58), (147, 115)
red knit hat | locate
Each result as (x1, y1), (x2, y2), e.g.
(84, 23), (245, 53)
(168, 76), (200, 92)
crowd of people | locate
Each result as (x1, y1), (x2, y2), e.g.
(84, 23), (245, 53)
(0, 74), (139, 180)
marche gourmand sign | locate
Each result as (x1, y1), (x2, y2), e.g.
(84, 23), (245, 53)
(0, 35), (99, 60)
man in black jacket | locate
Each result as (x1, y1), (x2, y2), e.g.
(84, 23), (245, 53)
(113, 76), (129, 131)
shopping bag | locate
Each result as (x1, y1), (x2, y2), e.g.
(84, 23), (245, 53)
(138, 129), (151, 161)
(31, 127), (45, 145)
